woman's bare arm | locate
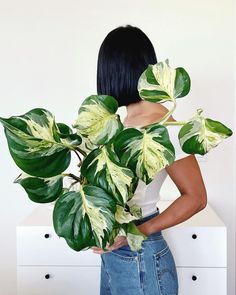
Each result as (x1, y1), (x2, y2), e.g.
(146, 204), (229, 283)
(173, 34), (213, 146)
(137, 154), (208, 236)
(92, 109), (208, 253)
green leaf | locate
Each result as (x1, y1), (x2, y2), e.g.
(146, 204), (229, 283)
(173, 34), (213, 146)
(137, 59), (191, 103)
(52, 184), (117, 251)
(72, 95), (123, 145)
(80, 143), (135, 205)
(14, 172), (63, 203)
(178, 109), (233, 155)
(113, 124), (176, 184)
(0, 108), (73, 177)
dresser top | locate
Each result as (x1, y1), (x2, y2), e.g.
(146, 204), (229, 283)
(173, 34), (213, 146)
(17, 200), (226, 228)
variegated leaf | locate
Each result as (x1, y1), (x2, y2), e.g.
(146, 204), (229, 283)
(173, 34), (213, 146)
(52, 184), (116, 251)
(77, 133), (100, 154)
(128, 203), (143, 218)
(119, 222), (147, 251)
(13, 172), (63, 203)
(113, 124), (176, 184)
(56, 122), (82, 147)
(107, 227), (121, 246)
(107, 222), (146, 251)
(0, 108), (75, 177)
(115, 204), (140, 224)
(137, 59), (191, 103)
(126, 222), (147, 251)
(72, 95), (123, 145)
(178, 109), (233, 155)
(80, 143), (135, 205)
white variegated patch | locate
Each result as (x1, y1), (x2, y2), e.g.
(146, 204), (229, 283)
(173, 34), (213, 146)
(14, 171), (62, 184)
(151, 60), (176, 98)
(82, 197), (109, 246)
(115, 205), (139, 224)
(20, 109), (56, 141)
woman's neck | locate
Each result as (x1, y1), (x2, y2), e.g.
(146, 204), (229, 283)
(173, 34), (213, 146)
(125, 100), (161, 118)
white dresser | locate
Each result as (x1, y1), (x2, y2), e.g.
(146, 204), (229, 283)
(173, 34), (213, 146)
(158, 201), (227, 295)
(17, 200), (227, 295)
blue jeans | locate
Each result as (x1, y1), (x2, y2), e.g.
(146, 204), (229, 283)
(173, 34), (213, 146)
(99, 207), (179, 295)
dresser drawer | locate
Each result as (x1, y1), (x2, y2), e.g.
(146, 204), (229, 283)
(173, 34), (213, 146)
(17, 226), (101, 266)
(177, 267), (227, 295)
(17, 266), (100, 295)
(162, 226), (226, 267)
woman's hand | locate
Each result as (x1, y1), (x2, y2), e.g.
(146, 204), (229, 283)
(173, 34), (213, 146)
(91, 235), (129, 254)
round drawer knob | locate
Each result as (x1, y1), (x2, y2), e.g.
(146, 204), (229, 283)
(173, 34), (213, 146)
(192, 234), (197, 239)
(192, 275), (197, 281)
(44, 233), (50, 238)
(45, 274), (50, 279)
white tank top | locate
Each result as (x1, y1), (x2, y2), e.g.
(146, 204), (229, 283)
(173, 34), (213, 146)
(126, 125), (191, 218)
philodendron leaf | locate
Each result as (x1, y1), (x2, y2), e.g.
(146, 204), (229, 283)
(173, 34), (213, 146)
(13, 172), (63, 203)
(52, 184), (117, 251)
(128, 203), (143, 218)
(126, 222), (147, 251)
(59, 120), (98, 154)
(118, 222), (147, 251)
(138, 59), (191, 103)
(178, 109), (233, 155)
(56, 122), (82, 146)
(0, 108), (75, 177)
(113, 124), (176, 185)
(77, 133), (100, 154)
(115, 204), (140, 224)
(72, 94), (123, 145)
(107, 203), (143, 246)
(80, 143), (135, 205)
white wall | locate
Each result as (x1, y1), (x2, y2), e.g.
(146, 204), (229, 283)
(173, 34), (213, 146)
(0, 0), (235, 294)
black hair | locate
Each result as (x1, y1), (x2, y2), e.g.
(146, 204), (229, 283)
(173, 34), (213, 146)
(96, 24), (158, 107)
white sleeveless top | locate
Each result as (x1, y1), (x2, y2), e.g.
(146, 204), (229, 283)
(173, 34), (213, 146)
(126, 125), (191, 218)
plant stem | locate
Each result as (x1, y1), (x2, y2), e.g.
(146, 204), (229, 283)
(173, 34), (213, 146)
(74, 149), (82, 162)
(75, 146), (87, 157)
(163, 120), (187, 126)
(72, 147), (87, 168)
(62, 173), (81, 181)
(68, 180), (79, 191)
(158, 99), (177, 125)
(141, 99), (186, 129)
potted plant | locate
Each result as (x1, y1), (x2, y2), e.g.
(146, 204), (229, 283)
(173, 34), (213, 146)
(0, 59), (233, 252)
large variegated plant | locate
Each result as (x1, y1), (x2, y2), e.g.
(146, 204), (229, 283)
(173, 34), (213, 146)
(0, 59), (233, 252)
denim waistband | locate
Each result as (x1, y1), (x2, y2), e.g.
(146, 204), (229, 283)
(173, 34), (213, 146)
(133, 206), (162, 238)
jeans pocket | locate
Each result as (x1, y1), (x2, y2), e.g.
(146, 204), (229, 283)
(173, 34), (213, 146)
(153, 245), (179, 295)
(109, 244), (139, 261)
(100, 247), (140, 294)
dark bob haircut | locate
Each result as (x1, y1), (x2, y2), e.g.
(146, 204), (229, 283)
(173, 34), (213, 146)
(96, 24), (158, 107)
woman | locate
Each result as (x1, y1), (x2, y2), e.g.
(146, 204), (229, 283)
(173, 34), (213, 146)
(92, 24), (207, 295)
